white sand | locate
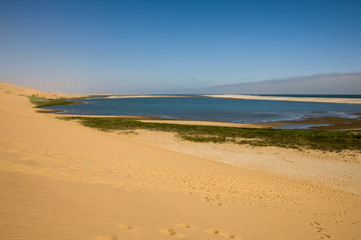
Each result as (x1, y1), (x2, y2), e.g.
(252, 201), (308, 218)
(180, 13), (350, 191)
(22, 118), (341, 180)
(203, 94), (361, 104)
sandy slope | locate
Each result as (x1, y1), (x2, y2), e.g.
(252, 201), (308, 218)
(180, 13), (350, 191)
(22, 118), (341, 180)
(117, 130), (361, 195)
(203, 94), (361, 105)
(1, 83), (361, 240)
(0, 82), (86, 99)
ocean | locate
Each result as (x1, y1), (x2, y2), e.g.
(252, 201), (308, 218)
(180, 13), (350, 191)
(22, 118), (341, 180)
(43, 96), (361, 124)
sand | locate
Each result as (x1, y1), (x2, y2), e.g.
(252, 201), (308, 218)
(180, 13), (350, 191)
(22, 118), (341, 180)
(1, 82), (361, 240)
(140, 119), (281, 128)
(56, 116), (282, 129)
(119, 130), (361, 195)
(203, 94), (361, 105)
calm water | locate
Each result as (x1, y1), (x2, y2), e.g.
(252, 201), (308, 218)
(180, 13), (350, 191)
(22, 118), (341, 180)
(44, 97), (361, 124)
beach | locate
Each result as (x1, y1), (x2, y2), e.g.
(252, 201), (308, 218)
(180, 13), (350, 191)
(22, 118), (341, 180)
(1, 83), (361, 240)
(203, 94), (361, 105)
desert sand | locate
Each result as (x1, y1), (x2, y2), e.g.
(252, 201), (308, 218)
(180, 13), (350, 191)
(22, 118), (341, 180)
(203, 94), (361, 105)
(1, 82), (361, 240)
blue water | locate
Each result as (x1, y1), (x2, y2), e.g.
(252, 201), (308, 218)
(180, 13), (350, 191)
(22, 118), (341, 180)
(44, 97), (361, 124)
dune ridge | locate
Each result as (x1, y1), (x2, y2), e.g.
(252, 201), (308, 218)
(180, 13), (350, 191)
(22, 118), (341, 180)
(1, 83), (361, 239)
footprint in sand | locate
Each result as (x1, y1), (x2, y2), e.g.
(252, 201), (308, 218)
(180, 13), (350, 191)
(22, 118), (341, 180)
(160, 228), (176, 236)
(117, 224), (133, 230)
(220, 232), (235, 238)
(94, 234), (118, 240)
(310, 221), (320, 226)
(319, 233), (332, 239)
(204, 228), (219, 234)
(176, 223), (191, 229)
(204, 228), (236, 238)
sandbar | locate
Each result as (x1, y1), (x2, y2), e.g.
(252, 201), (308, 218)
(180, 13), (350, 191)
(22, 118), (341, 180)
(203, 94), (361, 104)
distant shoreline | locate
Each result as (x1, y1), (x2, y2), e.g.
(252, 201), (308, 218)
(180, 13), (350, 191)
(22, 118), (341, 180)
(202, 94), (361, 105)
(95, 93), (361, 105)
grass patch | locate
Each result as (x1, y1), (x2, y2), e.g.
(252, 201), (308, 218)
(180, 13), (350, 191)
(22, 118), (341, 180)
(28, 95), (83, 107)
(59, 117), (361, 152)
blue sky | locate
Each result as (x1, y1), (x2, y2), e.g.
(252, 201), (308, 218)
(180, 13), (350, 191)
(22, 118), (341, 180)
(1, 0), (361, 93)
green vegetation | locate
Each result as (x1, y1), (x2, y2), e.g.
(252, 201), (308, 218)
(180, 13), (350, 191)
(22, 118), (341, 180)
(60, 117), (361, 152)
(28, 95), (83, 107)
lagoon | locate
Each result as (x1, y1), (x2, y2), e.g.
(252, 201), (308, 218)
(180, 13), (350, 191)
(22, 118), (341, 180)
(44, 96), (361, 124)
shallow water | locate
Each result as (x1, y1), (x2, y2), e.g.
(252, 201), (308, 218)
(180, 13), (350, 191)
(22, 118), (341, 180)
(44, 97), (361, 125)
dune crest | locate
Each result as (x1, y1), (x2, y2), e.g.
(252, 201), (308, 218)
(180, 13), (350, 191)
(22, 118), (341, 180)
(0, 82), (86, 99)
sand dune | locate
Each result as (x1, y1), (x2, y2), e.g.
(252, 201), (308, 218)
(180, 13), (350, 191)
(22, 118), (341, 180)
(1, 83), (361, 239)
(0, 82), (86, 99)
